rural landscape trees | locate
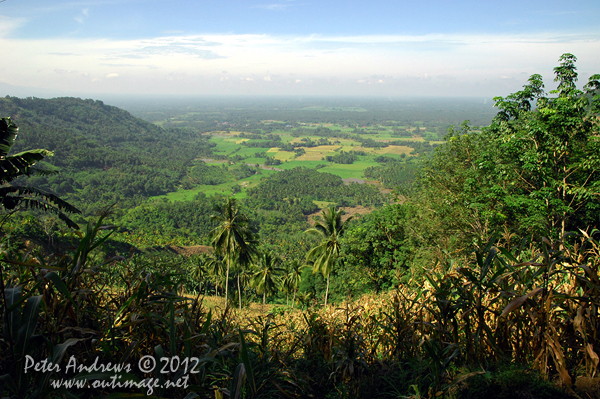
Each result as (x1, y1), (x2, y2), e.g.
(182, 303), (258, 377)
(305, 206), (353, 306)
(210, 197), (256, 307)
(0, 54), (599, 398)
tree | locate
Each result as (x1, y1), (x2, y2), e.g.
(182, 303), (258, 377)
(205, 252), (225, 296)
(282, 259), (307, 308)
(488, 53), (600, 239)
(341, 203), (411, 291)
(210, 197), (255, 306)
(0, 118), (80, 229)
(305, 206), (353, 306)
(251, 251), (284, 306)
(413, 54), (600, 266)
(234, 235), (257, 310)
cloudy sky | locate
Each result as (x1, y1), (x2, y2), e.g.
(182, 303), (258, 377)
(1, 0), (599, 98)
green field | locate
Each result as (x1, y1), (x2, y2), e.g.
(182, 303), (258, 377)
(152, 169), (279, 202)
(318, 160), (379, 179)
(154, 126), (431, 202)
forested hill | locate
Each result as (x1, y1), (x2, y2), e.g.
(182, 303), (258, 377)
(0, 96), (215, 213)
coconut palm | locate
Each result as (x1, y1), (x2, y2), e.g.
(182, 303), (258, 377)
(0, 118), (80, 228)
(282, 260), (307, 308)
(234, 238), (257, 310)
(251, 251), (284, 306)
(205, 252), (225, 297)
(210, 197), (255, 306)
(304, 206), (353, 306)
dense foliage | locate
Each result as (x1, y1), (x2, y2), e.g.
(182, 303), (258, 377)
(1, 218), (597, 398)
(1, 54), (599, 398)
(363, 157), (419, 188)
(246, 167), (384, 211)
(0, 96), (215, 213)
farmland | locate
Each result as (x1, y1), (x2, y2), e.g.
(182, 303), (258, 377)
(154, 123), (436, 202)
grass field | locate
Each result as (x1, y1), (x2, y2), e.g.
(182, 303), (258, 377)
(235, 147), (273, 157)
(210, 137), (242, 155)
(273, 151), (296, 161)
(152, 168), (278, 202)
(318, 160), (379, 179)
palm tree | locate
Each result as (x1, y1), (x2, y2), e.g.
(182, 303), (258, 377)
(205, 252), (225, 297)
(210, 198), (255, 306)
(0, 118), (80, 228)
(251, 251), (284, 306)
(304, 206), (353, 306)
(234, 239), (256, 310)
(282, 260), (307, 308)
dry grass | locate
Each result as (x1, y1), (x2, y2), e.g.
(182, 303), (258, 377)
(295, 145), (341, 161)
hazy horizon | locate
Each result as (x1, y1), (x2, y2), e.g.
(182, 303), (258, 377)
(1, 0), (599, 99)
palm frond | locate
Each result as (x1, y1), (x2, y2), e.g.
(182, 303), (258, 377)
(0, 185), (81, 229)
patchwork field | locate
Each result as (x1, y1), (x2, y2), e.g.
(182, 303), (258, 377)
(154, 125), (434, 203)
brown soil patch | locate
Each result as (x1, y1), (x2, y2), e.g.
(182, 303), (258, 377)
(166, 245), (213, 256)
(575, 377), (600, 397)
(342, 178), (369, 185)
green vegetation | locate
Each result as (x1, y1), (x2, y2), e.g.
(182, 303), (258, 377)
(1, 54), (600, 398)
(0, 97), (215, 214)
(305, 206), (353, 305)
(0, 117), (80, 228)
(210, 197), (256, 307)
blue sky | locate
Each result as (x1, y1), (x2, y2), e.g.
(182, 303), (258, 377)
(1, 0), (599, 98)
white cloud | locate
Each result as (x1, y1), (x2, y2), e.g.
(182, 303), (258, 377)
(74, 8), (89, 24)
(0, 15), (26, 37)
(252, 0), (298, 11)
(0, 32), (599, 97)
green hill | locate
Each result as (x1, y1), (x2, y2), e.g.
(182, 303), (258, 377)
(0, 96), (214, 213)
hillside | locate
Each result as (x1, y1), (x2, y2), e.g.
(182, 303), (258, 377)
(0, 96), (215, 214)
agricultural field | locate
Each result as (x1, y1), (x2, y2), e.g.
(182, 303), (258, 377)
(153, 124), (437, 202)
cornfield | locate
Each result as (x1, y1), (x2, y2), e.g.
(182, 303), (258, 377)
(1, 219), (599, 398)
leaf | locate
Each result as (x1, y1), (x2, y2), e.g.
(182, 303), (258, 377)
(38, 338), (87, 393)
(169, 301), (176, 357)
(15, 295), (42, 360)
(573, 306), (584, 336)
(500, 287), (543, 318)
(3, 286), (22, 341)
(0, 374), (18, 395)
(578, 264), (600, 285)
(586, 344), (599, 369)
(557, 366), (572, 388)
(44, 271), (76, 305)
(51, 338), (86, 365)
(3, 259), (65, 271)
(74, 371), (140, 383)
(230, 363), (246, 399)
(238, 328), (256, 395)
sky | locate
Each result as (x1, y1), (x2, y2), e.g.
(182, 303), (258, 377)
(1, 0), (599, 99)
